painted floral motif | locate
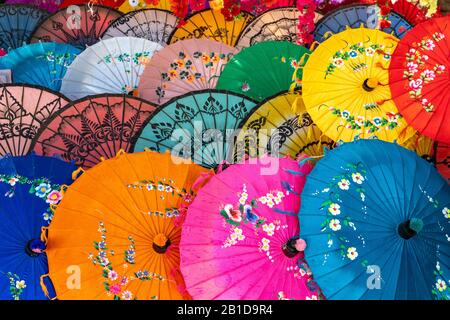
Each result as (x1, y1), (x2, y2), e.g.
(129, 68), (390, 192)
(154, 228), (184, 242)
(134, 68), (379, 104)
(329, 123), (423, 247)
(156, 50), (234, 100)
(127, 178), (194, 219)
(325, 42), (391, 78)
(100, 51), (152, 94)
(4, 272), (26, 300)
(329, 106), (402, 133)
(442, 207), (450, 219)
(220, 184), (293, 264)
(403, 32), (446, 112)
(222, 227), (246, 248)
(220, 184), (266, 227)
(319, 162), (368, 265)
(88, 221), (163, 300)
(0, 174), (62, 224)
(432, 261), (449, 300)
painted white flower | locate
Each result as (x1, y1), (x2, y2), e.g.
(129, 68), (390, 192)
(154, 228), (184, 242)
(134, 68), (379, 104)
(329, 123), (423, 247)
(360, 193), (366, 202)
(355, 116), (365, 127)
(108, 270), (118, 281)
(365, 47), (375, 56)
(277, 191), (284, 198)
(259, 196), (267, 204)
(347, 247), (358, 260)
(8, 177), (18, 186)
(332, 58), (344, 67)
(266, 200), (275, 208)
(328, 203), (341, 216)
(338, 179), (350, 190)
(261, 238), (270, 251)
(327, 239), (333, 247)
(329, 219), (341, 231)
(442, 207), (449, 219)
(351, 172), (365, 184)
(121, 290), (133, 300)
(436, 279), (447, 292)
(15, 280), (26, 290)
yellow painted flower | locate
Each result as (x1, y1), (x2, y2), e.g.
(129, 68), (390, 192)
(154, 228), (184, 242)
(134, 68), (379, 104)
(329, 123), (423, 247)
(186, 75), (195, 83)
(201, 54), (211, 64)
(211, 55), (220, 64)
(175, 59), (185, 68)
(168, 69), (177, 78)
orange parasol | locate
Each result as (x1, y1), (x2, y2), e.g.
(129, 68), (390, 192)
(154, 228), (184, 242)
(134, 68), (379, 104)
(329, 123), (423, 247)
(44, 150), (211, 300)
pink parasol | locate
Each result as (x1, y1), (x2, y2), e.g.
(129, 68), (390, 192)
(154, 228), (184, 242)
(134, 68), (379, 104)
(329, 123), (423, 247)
(0, 84), (69, 156)
(138, 39), (238, 105)
(30, 94), (157, 168)
(180, 156), (324, 300)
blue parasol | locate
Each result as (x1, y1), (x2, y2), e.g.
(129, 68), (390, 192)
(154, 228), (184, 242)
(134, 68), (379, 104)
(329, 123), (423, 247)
(299, 139), (450, 300)
(0, 154), (75, 300)
(314, 4), (412, 42)
(0, 42), (81, 91)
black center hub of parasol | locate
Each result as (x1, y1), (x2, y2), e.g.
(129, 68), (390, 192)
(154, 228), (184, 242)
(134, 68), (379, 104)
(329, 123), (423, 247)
(153, 239), (171, 254)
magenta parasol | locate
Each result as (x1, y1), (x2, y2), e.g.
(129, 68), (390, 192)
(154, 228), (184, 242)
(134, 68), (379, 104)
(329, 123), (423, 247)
(180, 156), (324, 300)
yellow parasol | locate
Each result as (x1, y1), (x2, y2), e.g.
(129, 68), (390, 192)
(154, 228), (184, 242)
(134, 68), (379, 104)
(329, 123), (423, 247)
(234, 92), (333, 161)
(168, 9), (254, 46)
(302, 27), (415, 143)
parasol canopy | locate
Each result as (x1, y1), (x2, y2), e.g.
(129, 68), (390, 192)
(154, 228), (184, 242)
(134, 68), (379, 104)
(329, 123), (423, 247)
(389, 15), (450, 144)
(234, 91), (333, 162)
(31, 94), (157, 168)
(45, 150), (210, 300)
(0, 42), (81, 91)
(0, 154), (76, 299)
(132, 90), (258, 169)
(59, 0), (123, 9)
(302, 27), (413, 143)
(0, 4), (48, 51)
(168, 9), (254, 47)
(118, 0), (172, 13)
(216, 41), (310, 102)
(30, 5), (121, 50)
(6, 0), (60, 13)
(299, 139), (450, 300)
(101, 8), (179, 45)
(60, 37), (162, 100)
(138, 39), (238, 105)
(235, 6), (323, 49)
(181, 156), (324, 300)
(0, 84), (69, 156)
(314, 4), (412, 42)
